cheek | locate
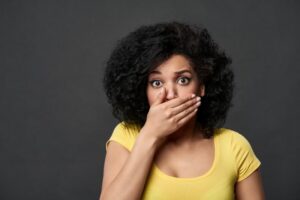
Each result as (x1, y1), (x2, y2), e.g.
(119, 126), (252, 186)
(178, 84), (199, 96)
(146, 88), (157, 106)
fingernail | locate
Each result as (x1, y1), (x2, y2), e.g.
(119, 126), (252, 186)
(196, 96), (201, 101)
(191, 94), (196, 98)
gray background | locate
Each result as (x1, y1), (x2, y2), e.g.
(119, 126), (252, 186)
(1, 0), (299, 199)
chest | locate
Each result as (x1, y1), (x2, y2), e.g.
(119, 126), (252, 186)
(153, 139), (215, 178)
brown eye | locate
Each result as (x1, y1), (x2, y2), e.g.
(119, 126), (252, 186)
(150, 80), (163, 88)
(177, 77), (190, 85)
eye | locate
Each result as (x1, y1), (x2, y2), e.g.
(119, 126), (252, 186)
(177, 77), (191, 85)
(150, 80), (163, 88)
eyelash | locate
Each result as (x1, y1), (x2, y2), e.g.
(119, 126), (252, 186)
(149, 77), (191, 88)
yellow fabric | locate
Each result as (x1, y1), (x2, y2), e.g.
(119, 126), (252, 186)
(105, 122), (261, 200)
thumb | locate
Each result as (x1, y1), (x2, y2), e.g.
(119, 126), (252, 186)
(153, 87), (166, 105)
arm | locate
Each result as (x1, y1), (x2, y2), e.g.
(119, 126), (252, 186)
(235, 169), (265, 200)
(99, 131), (161, 200)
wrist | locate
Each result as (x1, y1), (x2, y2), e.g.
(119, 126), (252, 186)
(137, 128), (165, 149)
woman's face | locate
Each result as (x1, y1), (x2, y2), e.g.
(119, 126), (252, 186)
(147, 54), (205, 106)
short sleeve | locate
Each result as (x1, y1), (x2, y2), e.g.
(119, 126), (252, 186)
(105, 122), (139, 152)
(230, 131), (261, 182)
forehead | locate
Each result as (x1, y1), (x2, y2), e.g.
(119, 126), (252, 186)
(150, 54), (194, 73)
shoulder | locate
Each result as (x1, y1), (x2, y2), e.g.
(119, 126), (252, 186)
(215, 127), (253, 148)
(105, 122), (140, 152)
(215, 128), (261, 182)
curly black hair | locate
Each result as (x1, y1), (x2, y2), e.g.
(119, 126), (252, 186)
(103, 21), (234, 138)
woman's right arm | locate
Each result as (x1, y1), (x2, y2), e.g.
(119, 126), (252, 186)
(99, 88), (201, 200)
(99, 129), (162, 200)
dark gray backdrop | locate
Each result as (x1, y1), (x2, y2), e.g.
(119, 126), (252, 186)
(1, 0), (299, 199)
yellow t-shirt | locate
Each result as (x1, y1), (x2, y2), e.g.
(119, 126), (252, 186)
(105, 122), (261, 200)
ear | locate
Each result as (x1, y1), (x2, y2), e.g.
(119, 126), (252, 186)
(199, 85), (205, 97)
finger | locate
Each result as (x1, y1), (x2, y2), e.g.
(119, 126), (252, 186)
(152, 87), (166, 106)
(176, 107), (199, 127)
(164, 93), (196, 108)
(174, 100), (201, 122)
(170, 96), (201, 116)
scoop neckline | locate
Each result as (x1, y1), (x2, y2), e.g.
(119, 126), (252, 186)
(152, 130), (219, 181)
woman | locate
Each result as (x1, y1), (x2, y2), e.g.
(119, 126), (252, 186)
(100, 21), (264, 200)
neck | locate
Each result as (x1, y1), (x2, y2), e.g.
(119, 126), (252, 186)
(166, 118), (205, 145)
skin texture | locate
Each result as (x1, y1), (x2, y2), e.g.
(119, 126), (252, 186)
(100, 54), (265, 200)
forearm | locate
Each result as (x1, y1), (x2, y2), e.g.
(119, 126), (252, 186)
(100, 133), (161, 200)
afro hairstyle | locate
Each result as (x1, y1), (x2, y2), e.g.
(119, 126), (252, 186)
(103, 21), (235, 137)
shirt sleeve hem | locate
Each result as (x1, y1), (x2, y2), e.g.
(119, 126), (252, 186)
(237, 161), (261, 182)
(105, 138), (131, 152)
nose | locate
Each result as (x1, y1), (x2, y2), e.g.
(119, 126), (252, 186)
(165, 84), (177, 100)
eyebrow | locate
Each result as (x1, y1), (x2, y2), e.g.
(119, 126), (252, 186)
(175, 69), (192, 75)
(149, 69), (192, 75)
